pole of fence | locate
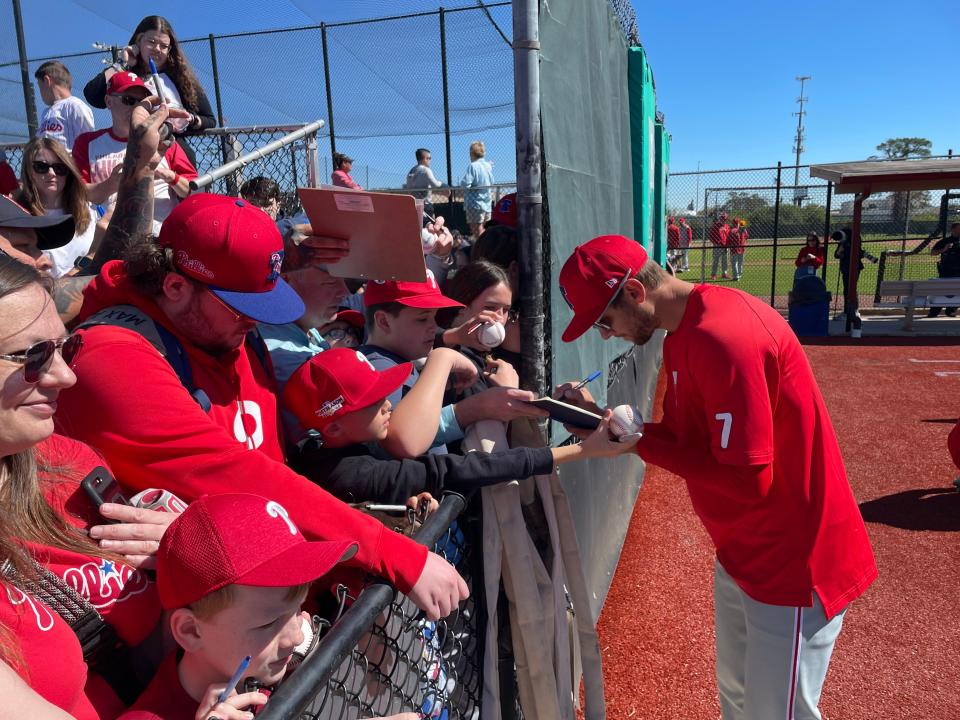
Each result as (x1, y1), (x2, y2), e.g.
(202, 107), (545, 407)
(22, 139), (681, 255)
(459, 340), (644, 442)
(12, 0), (38, 137)
(700, 188), (708, 283)
(320, 23), (337, 161)
(898, 190), (910, 280)
(514, 0), (546, 412)
(439, 7), (455, 217)
(207, 35), (225, 127)
(821, 181), (832, 283)
(189, 120), (326, 191)
(289, 143), (300, 188)
(305, 132), (319, 187)
(769, 162), (783, 307)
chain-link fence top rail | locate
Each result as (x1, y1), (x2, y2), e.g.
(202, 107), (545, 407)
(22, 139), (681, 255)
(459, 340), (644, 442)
(258, 494), (481, 720)
(667, 159), (959, 310)
(0, 4), (515, 192)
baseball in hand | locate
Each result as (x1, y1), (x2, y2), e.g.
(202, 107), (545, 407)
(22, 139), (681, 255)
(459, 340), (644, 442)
(421, 228), (438, 254)
(477, 321), (506, 349)
(609, 404), (644, 442)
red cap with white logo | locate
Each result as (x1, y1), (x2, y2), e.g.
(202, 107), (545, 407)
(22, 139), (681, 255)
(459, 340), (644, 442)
(283, 347), (412, 431)
(157, 194), (305, 324)
(157, 493), (357, 609)
(558, 234), (648, 343)
(107, 72), (149, 97)
(362, 269), (463, 309)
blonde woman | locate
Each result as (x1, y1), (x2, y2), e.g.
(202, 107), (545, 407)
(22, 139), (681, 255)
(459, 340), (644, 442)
(460, 140), (494, 239)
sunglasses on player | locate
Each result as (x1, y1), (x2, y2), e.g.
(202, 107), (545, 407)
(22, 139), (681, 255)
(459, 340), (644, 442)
(0, 334), (83, 384)
(592, 269), (633, 332)
(31, 160), (70, 177)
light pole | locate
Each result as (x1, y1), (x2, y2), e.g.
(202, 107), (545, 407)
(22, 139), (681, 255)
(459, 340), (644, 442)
(792, 75), (811, 205)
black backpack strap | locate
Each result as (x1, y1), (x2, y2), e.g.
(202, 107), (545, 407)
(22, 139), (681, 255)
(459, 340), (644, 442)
(2, 559), (144, 704)
(77, 305), (211, 413)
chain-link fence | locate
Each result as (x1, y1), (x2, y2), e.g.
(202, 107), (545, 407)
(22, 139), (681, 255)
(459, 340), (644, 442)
(0, 4), (515, 193)
(667, 158), (960, 312)
(258, 493), (482, 720)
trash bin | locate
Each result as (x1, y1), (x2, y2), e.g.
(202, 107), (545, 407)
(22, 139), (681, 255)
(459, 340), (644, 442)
(788, 275), (831, 337)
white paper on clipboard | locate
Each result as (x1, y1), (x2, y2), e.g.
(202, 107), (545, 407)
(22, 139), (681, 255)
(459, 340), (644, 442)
(297, 186), (427, 283)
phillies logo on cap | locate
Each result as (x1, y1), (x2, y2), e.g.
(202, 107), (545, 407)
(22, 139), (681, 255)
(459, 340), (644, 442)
(266, 251), (284, 284)
(176, 250), (215, 279)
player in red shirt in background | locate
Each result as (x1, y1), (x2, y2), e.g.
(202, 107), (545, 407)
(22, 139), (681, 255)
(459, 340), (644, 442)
(709, 211), (730, 279)
(676, 216), (693, 272)
(666, 216), (682, 273)
(555, 235), (877, 720)
(727, 219), (748, 281)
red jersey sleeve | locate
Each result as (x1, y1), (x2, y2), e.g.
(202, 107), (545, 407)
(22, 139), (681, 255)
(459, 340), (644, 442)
(55, 329), (426, 593)
(687, 329), (776, 466)
(72, 133), (93, 182)
(164, 142), (198, 180)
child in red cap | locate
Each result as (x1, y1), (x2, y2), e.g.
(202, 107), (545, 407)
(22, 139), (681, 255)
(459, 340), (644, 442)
(283, 348), (634, 505)
(120, 493), (358, 720)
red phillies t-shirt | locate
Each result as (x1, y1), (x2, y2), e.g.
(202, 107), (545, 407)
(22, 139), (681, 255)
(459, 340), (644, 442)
(0, 581), (100, 720)
(659, 284), (876, 618)
(119, 652), (197, 720)
(667, 224), (681, 249)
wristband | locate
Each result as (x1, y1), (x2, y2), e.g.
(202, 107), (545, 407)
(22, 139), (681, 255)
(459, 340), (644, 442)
(169, 173), (181, 186)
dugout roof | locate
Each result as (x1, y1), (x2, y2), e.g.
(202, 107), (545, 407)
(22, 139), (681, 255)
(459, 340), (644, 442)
(810, 158), (960, 195)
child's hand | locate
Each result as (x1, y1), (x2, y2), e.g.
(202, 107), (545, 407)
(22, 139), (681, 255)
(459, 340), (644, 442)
(484, 358), (519, 388)
(195, 684), (268, 720)
(406, 492), (438, 515)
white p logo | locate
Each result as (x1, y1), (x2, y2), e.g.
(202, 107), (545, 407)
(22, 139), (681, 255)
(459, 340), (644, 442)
(265, 501), (297, 536)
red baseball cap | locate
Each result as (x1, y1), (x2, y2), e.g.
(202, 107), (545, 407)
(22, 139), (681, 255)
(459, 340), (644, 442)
(158, 194), (305, 324)
(332, 309), (365, 328)
(362, 268), (463, 309)
(492, 193), (517, 227)
(107, 71), (149, 97)
(0, 161), (18, 196)
(283, 347), (411, 431)
(156, 493), (357, 610)
(558, 234), (648, 343)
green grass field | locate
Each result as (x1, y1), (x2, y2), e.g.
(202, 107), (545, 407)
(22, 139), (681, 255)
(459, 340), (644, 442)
(676, 236), (941, 309)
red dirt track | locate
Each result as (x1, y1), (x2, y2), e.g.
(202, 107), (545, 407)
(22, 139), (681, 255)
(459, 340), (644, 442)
(596, 340), (960, 719)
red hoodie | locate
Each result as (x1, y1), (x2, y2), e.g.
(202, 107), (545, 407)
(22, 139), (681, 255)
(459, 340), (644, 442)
(55, 261), (426, 593)
(709, 221), (729, 247)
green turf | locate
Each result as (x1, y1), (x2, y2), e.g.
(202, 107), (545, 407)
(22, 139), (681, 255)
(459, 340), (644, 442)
(676, 236), (941, 308)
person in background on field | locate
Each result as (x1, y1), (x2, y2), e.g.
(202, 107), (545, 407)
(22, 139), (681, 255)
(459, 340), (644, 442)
(832, 228), (877, 318)
(795, 233), (824, 277)
(34, 61), (95, 152)
(461, 141), (494, 240)
(927, 222), (960, 318)
(727, 219), (747, 282)
(332, 152), (362, 190)
(405, 148), (444, 214)
(667, 216), (682, 272)
(677, 216), (693, 272)
(709, 211), (730, 279)
(15, 138), (105, 277)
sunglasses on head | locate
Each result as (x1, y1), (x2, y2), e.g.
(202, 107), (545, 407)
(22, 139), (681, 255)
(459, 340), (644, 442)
(31, 160), (69, 177)
(0, 334), (83, 384)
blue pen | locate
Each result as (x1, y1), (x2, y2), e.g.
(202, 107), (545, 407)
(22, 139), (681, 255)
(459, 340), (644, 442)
(572, 369), (602, 391)
(217, 655), (251, 704)
(148, 59), (166, 104)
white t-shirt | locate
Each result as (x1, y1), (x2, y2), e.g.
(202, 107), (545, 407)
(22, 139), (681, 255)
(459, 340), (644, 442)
(43, 206), (99, 278)
(36, 96), (95, 151)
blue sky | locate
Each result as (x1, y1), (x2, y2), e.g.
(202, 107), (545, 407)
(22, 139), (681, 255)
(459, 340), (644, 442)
(2, 0), (957, 178)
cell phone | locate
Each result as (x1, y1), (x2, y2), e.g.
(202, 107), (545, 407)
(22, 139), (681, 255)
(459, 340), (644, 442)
(81, 466), (130, 513)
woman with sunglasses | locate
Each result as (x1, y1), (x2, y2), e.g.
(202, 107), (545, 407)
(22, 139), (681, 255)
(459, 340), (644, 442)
(83, 15), (215, 165)
(15, 138), (104, 278)
(0, 254), (176, 718)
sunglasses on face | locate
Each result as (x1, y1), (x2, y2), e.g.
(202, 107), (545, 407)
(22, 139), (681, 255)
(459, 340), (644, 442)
(31, 160), (69, 177)
(324, 327), (361, 346)
(593, 269), (633, 332)
(110, 94), (142, 107)
(0, 334), (83, 384)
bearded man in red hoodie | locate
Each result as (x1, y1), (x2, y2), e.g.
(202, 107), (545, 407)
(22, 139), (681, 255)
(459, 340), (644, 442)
(54, 97), (467, 621)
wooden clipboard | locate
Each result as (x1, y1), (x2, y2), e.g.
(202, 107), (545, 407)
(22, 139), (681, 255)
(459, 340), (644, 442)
(297, 186), (427, 282)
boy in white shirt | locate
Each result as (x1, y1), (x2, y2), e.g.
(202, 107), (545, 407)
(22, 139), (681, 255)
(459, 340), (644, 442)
(35, 61), (95, 152)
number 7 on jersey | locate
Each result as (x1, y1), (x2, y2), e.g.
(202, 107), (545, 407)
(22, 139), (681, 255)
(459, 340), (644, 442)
(714, 412), (733, 449)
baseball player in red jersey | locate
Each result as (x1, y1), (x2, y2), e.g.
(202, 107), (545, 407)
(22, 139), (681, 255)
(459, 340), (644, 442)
(709, 212), (731, 279)
(677, 216), (693, 272)
(556, 235), (877, 720)
(666, 216), (682, 272)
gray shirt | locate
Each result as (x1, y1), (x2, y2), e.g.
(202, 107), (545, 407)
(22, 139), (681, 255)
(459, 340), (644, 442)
(404, 163), (443, 201)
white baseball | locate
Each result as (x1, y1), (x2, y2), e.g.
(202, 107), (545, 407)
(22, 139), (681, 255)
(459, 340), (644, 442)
(609, 404), (643, 441)
(421, 228), (438, 254)
(477, 321), (506, 348)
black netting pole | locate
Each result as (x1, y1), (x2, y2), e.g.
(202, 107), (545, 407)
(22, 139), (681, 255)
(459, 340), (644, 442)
(321, 23), (337, 159)
(207, 34), (225, 127)
(12, 0), (38, 136)
(821, 181), (832, 283)
(769, 162), (782, 306)
(439, 7), (454, 216)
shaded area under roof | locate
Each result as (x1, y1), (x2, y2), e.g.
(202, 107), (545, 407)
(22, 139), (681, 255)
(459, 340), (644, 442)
(810, 158), (960, 194)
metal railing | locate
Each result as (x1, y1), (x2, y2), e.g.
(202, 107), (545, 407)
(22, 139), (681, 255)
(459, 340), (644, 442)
(259, 493), (482, 720)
